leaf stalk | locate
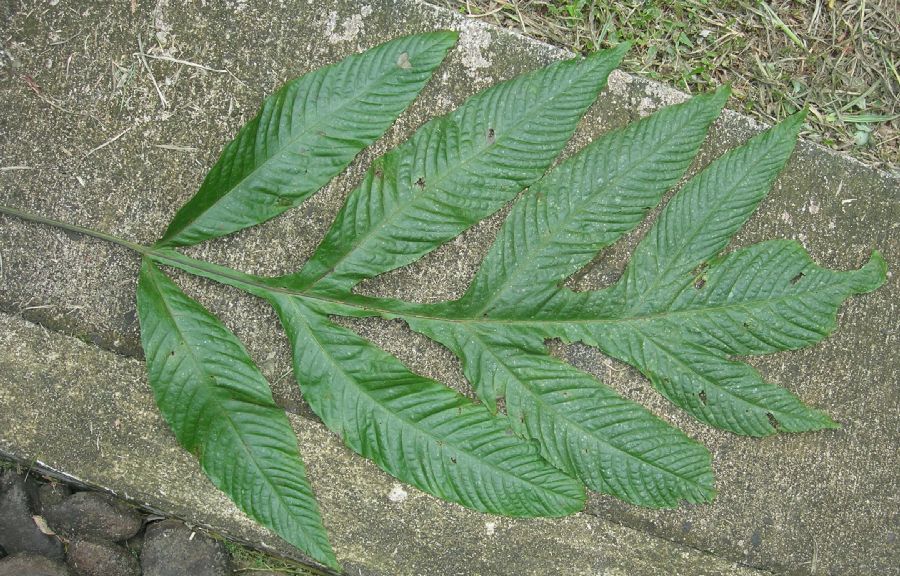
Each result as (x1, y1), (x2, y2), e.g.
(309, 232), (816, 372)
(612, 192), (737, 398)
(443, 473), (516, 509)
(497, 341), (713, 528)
(0, 204), (151, 255)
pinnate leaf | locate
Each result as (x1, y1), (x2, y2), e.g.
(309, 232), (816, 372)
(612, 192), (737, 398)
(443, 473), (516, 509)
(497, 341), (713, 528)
(136, 260), (337, 568)
(2, 31), (887, 568)
(122, 35), (887, 564)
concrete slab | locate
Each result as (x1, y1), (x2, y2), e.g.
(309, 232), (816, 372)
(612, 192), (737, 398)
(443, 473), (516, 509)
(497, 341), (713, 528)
(0, 0), (897, 574)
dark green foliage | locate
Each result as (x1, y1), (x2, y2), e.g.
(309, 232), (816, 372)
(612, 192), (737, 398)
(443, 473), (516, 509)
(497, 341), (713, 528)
(32, 32), (884, 569)
(158, 32), (458, 247)
(137, 260), (337, 567)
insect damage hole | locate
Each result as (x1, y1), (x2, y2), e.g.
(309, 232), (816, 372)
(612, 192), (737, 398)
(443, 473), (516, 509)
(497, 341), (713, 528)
(766, 412), (779, 430)
(487, 127), (496, 144)
(692, 262), (708, 289)
(698, 390), (708, 405)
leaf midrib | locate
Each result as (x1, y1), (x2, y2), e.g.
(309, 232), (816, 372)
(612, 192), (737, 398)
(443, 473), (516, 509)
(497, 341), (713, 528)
(464, 326), (710, 492)
(150, 246), (828, 439)
(280, 296), (577, 502)
(151, 246), (848, 333)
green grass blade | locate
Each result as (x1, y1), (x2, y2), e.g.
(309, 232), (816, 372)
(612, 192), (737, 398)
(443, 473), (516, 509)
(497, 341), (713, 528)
(136, 260), (338, 568)
(157, 32), (457, 247)
(277, 44), (629, 293)
(408, 319), (715, 507)
(268, 293), (585, 517)
(458, 88), (729, 317)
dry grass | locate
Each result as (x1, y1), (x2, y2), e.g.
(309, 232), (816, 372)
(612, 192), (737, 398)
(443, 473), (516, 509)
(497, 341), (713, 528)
(435, 0), (899, 173)
(224, 540), (324, 575)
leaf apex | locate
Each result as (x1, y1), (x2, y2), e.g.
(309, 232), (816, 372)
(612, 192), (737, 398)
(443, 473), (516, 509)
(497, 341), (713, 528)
(822, 416), (842, 431)
(714, 83), (732, 101)
(775, 407), (841, 434)
(585, 41), (629, 66)
(786, 107), (809, 128)
(809, 412), (842, 432)
(608, 40), (631, 59)
(318, 548), (341, 571)
(853, 250), (888, 293)
(426, 29), (460, 46)
(690, 85), (729, 115)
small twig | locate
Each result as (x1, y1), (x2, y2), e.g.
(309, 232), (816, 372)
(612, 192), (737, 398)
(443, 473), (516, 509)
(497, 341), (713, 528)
(858, 0), (866, 34)
(465, 1), (506, 18)
(142, 53), (229, 73)
(808, 0), (822, 34)
(84, 125), (135, 159)
(0, 166), (34, 171)
(274, 368), (294, 385)
(20, 304), (56, 312)
(882, 50), (899, 93)
(136, 35), (167, 109)
(26, 86), (82, 117)
(154, 144), (198, 152)
(512, 2), (527, 36)
(877, 132), (900, 146)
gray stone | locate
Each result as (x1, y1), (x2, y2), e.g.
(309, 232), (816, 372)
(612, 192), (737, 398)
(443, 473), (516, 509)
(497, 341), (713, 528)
(123, 530), (144, 557)
(141, 520), (231, 576)
(21, 473), (43, 512)
(0, 553), (71, 576)
(67, 537), (140, 576)
(0, 471), (65, 561)
(43, 492), (142, 542)
(37, 483), (71, 515)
